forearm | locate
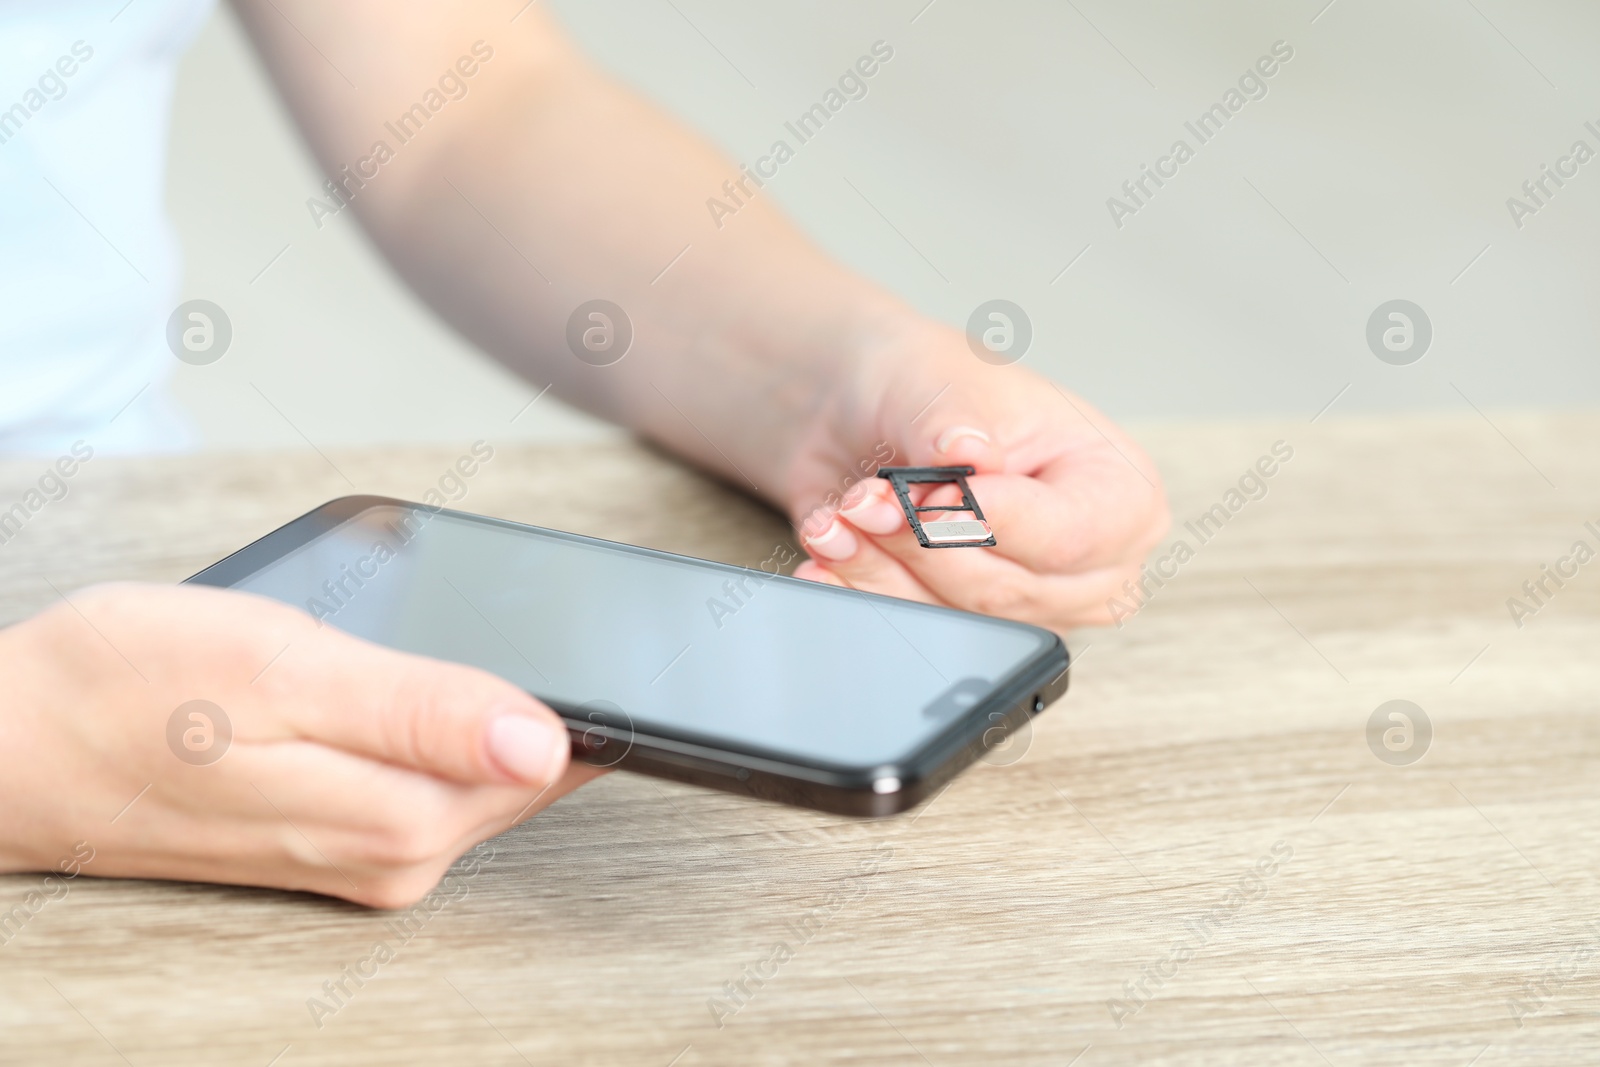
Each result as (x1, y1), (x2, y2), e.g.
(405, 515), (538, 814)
(233, 3), (917, 502)
(382, 54), (915, 498)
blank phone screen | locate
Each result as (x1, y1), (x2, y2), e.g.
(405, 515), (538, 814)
(228, 505), (1053, 769)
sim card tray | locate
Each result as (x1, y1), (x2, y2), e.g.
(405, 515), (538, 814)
(876, 465), (996, 549)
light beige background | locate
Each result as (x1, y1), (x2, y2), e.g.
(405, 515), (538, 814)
(166, 0), (1600, 448)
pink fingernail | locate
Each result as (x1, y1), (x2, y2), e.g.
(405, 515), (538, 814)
(936, 426), (991, 454)
(840, 478), (884, 509)
(487, 712), (565, 785)
(804, 518), (859, 562)
(839, 492), (903, 536)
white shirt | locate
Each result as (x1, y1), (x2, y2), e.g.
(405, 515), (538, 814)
(0, 0), (211, 454)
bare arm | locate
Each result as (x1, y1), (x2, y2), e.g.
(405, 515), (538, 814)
(231, 0), (908, 502)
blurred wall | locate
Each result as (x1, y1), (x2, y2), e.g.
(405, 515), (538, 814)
(166, 0), (1600, 448)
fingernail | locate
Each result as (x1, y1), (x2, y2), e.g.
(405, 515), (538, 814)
(840, 478), (885, 509)
(936, 426), (991, 454)
(797, 563), (847, 588)
(804, 518), (859, 562)
(487, 711), (565, 785)
(840, 491), (904, 536)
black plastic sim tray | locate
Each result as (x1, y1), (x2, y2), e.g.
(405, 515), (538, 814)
(876, 466), (996, 549)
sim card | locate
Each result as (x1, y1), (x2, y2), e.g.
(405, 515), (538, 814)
(876, 466), (996, 548)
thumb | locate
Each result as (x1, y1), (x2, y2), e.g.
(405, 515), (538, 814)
(897, 415), (1004, 474)
(284, 628), (571, 788)
(884, 372), (1005, 472)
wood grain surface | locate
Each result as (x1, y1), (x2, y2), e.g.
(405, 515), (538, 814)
(1, 412), (1597, 1066)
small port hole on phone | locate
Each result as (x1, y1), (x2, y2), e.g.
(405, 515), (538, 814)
(1031, 694), (1045, 714)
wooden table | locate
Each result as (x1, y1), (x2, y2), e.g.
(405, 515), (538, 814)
(2, 413), (1597, 1066)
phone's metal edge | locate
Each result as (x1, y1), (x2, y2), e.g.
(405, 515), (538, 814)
(560, 637), (1069, 818)
(185, 495), (1074, 817)
(184, 494), (407, 586)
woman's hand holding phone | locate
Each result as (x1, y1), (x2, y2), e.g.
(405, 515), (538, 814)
(0, 583), (597, 908)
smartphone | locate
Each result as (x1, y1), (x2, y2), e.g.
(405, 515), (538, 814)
(186, 496), (1069, 815)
